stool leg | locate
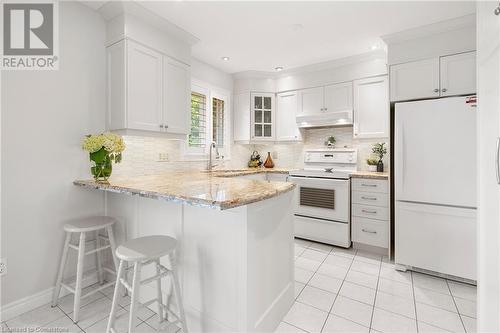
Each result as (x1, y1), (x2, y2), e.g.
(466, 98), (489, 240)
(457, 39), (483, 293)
(73, 232), (86, 323)
(52, 232), (71, 307)
(106, 225), (119, 273)
(106, 259), (124, 333)
(155, 259), (164, 324)
(171, 259), (188, 333)
(95, 230), (104, 285)
(128, 262), (142, 333)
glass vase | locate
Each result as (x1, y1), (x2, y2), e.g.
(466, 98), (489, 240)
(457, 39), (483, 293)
(90, 148), (112, 182)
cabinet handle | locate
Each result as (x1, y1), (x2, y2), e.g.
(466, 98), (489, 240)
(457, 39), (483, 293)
(362, 209), (377, 214)
(442, 88), (447, 93)
(361, 196), (377, 201)
(324, 107), (328, 111)
(159, 124), (164, 128)
(362, 229), (377, 234)
(361, 183), (377, 187)
(496, 137), (500, 184)
(165, 124), (168, 129)
(433, 88), (439, 93)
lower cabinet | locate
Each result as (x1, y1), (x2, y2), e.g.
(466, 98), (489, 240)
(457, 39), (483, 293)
(351, 178), (389, 251)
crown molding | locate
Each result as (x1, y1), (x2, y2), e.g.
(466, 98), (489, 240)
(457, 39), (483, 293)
(382, 14), (475, 45)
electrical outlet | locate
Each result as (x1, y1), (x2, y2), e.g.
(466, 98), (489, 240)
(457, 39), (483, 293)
(272, 151), (278, 159)
(0, 258), (7, 277)
(158, 153), (169, 162)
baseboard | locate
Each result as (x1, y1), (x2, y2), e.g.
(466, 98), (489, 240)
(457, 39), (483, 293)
(1, 273), (100, 322)
(254, 282), (294, 332)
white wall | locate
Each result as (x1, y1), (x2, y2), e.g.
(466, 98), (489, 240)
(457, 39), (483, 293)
(1, 2), (106, 308)
(477, 2), (500, 332)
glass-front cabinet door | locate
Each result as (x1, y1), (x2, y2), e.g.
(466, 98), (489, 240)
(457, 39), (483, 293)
(251, 93), (275, 141)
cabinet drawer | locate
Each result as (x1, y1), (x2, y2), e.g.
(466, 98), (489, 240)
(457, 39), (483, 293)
(352, 191), (388, 207)
(352, 178), (388, 193)
(352, 204), (389, 221)
(352, 217), (388, 248)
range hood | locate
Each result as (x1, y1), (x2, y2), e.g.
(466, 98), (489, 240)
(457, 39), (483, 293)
(296, 110), (353, 128)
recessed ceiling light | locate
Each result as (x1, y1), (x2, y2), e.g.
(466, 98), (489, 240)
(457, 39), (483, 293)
(275, 66), (284, 72)
(221, 56), (230, 61)
(371, 45), (379, 50)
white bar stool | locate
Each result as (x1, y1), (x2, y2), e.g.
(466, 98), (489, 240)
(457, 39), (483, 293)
(106, 235), (188, 333)
(52, 216), (119, 323)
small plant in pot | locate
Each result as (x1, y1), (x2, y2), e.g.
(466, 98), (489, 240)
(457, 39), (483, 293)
(366, 158), (378, 172)
(324, 136), (336, 148)
(372, 142), (387, 172)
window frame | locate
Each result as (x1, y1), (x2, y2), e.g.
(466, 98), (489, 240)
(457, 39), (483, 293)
(185, 80), (231, 159)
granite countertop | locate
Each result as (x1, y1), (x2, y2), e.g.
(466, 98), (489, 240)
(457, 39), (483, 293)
(206, 167), (296, 177)
(74, 170), (296, 210)
(349, 171), (389, 180)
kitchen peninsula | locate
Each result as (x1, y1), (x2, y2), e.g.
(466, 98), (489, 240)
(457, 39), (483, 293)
(74, 171), (296, 332)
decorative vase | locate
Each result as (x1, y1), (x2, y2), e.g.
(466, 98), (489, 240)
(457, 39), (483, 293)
(264, 152), (275, 168)
(90, 148), (112, 182)
(368, 165), (377, 172)
(377, 160), (384, 172)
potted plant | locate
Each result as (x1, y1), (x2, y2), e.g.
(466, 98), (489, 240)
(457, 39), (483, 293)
(324, 136), (336, 148)
(372, 142), (387, 172)
(366, 158), (378, 172)
(82, 132), (125, 182)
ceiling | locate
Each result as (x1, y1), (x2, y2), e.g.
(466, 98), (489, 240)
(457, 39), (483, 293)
(137, 1), (476, 74)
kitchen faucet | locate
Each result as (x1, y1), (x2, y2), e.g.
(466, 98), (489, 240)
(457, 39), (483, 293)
(207, 141), (220, 171)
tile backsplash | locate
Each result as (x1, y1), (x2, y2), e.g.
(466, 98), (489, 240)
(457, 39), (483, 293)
(112, 127), (389, 177)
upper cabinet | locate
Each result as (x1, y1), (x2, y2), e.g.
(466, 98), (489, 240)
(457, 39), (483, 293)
(324, 82), (353, 114)
(251, 93), (275, 141)
(297, 87), (324, 115)
(107, 39), (190, 135)
(390, 51), (476, 102)
(390, 58), (440, 101)
(353, 76), (389, 138)
(233, 92), (251, 142)
(276, 91), (302, 141)
(440, 52), (476, 97)
(296, 82), (353, 126)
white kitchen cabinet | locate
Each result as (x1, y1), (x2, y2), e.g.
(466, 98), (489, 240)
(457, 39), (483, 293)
(440, 51), (476, 97)
(233, 92), (251, 142)
(107, 39), (190, 134)
(390, 58), (440, 101)
(351, 178), (390, 251)
(251, 93), (275, 140)
(297, 87), (324, 115)
(324, 82), (353, 114)
(390, 52), (477, 102)
(163, 57), (190, 134)
(353, 76), (389, 138)
(276, 91), (302, 141)
(126, 41), (163, 132)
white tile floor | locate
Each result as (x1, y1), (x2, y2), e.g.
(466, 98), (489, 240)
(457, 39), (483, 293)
(1, 238), (477, 333)
(279, 238), (477, 333)
(1, 283), (180, 333)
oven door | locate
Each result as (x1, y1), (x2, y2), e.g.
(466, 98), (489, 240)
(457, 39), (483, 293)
(289, 176), (349, 222)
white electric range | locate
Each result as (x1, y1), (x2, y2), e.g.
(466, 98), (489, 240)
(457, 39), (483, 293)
(289, 148), (358, 248)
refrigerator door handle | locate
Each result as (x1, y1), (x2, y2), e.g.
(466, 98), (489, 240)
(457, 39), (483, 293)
(496, 137), (500, 184)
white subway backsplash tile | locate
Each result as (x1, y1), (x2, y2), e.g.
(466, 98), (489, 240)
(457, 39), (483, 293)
(113, 127), (389, 177)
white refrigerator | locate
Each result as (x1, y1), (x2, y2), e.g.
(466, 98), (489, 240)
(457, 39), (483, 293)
(395, 96), (477, 280)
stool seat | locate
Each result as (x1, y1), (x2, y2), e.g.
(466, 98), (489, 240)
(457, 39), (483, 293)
(116, 235), (177, 262)
(64, 216), (117, 233)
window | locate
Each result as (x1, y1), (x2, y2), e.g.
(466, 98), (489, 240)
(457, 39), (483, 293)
(189, 92), (207, 148)
(212, 97), (224, 147)
(187, 81), (230, 158)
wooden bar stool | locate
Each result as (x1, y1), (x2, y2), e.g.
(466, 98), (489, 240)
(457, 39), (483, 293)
(106, 235), (188, 333)
(52, 216), (119, 323)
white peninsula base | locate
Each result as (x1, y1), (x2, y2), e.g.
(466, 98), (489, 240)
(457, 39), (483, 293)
(105, 190), (295, 332)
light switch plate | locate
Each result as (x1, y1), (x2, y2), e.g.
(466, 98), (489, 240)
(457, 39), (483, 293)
(0, 258), (6, 276)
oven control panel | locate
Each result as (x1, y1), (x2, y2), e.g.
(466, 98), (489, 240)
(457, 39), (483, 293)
(304, 149), (358, 165)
